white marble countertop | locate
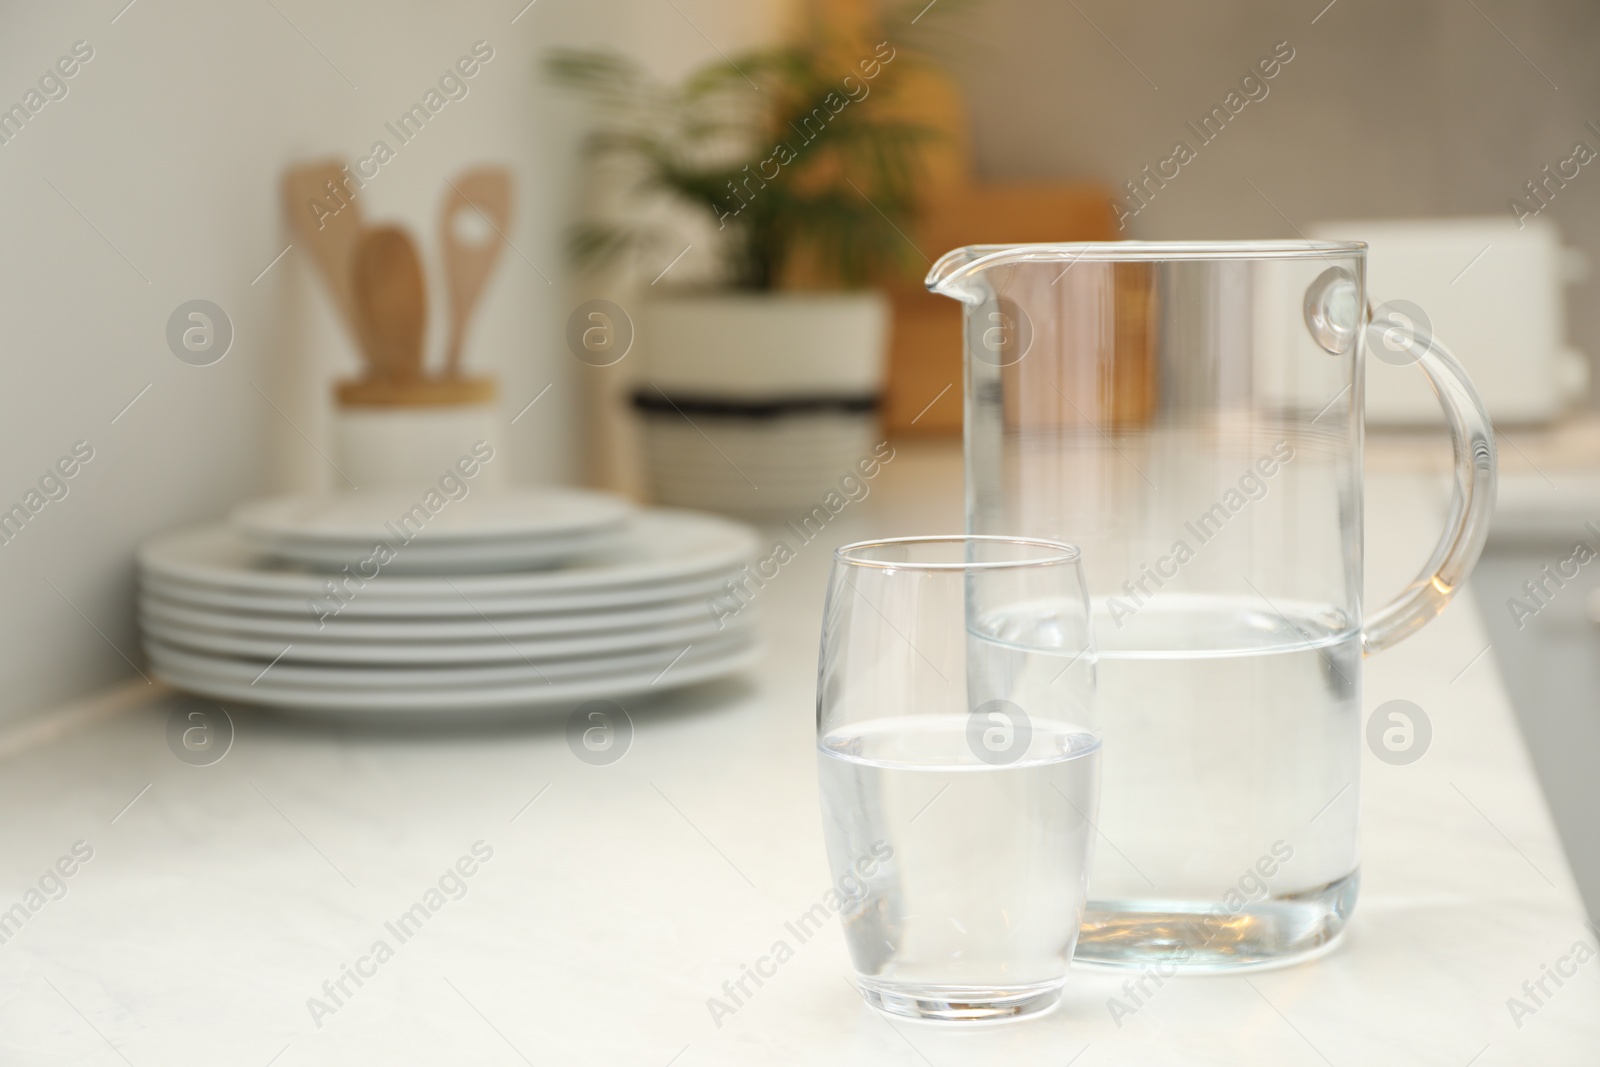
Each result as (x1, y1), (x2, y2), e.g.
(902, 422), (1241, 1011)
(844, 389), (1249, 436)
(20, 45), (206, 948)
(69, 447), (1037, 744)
(0, 442), (1596, 1066)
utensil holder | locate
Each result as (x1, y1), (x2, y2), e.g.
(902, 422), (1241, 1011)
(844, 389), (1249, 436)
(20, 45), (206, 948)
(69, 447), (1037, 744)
(333, 379), (502, 493)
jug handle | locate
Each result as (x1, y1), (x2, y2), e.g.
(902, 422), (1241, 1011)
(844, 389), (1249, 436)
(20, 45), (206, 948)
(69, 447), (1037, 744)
(1362, 312), (1498, 656)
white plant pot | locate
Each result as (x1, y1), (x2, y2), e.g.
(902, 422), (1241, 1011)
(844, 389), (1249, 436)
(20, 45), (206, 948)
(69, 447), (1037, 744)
(634, 291), (889, 518)
(333, 404), (504, 494)
(640, 291), (889, 395)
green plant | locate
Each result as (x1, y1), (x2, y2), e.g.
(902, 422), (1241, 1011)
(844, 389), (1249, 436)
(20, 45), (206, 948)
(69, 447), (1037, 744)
(547, 6), (963, 291)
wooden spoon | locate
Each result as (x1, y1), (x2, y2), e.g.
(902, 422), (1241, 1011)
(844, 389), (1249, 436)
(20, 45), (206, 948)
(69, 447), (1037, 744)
(438, 167), (513, 378)
(282, 160), (371, 365)
(351, 225), (427, 383)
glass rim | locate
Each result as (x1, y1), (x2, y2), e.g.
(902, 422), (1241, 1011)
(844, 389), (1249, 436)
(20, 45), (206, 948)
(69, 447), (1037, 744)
(833, 534), (1082, 572)
(927, 240), (1366, 294)
(940, 239), (1366, 262)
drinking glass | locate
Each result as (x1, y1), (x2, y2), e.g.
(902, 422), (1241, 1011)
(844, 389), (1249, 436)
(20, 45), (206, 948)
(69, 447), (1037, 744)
(816, 535), (1098, 1022)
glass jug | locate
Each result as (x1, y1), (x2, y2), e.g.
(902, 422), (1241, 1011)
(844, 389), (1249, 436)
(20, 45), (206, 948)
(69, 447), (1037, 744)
(928, 241), (1497, 969)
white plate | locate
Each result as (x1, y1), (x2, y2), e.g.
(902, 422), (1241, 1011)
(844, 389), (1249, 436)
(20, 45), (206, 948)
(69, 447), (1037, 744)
(150, 638), (761, 715)
(146, 630), (754, 689)
(233, 487), (631, 545)
(246, 526), (628, 574)
(139, 568), (743, 619)
(141, 593), (724, 642)
(140, 510), (758, 599)
(141, 610), (747, 664)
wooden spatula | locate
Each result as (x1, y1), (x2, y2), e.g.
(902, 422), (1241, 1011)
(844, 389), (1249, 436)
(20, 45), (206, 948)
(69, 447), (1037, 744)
(438, 167), (513, 378)
(282, 161), (371, 364)
(351, 225), (427, 384)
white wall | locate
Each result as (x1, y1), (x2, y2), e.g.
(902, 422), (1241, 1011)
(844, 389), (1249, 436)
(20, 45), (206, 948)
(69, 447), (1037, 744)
(946, 0), (1600, 389)
(0, 0), (783, 723)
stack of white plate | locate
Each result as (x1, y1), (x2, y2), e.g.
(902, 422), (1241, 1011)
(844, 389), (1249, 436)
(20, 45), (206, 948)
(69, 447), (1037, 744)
(138, 501), (761, 718)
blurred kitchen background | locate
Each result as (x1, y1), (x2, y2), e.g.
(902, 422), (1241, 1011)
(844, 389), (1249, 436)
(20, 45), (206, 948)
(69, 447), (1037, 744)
(2, 0), (1598, 822)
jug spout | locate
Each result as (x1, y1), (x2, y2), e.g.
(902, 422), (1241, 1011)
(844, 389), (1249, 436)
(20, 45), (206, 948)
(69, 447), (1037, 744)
(925, 245), (1003, 304)
(926, 243), (1110, 303)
